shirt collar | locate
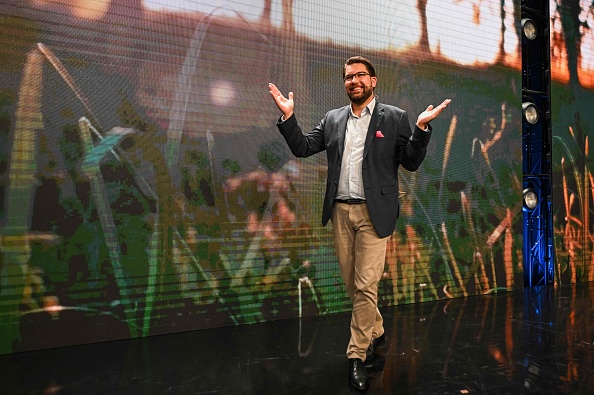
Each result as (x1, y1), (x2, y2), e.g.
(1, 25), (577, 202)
(349, 97), (376, 117)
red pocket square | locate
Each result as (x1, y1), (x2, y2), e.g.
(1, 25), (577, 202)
(375, 130), (384, 138)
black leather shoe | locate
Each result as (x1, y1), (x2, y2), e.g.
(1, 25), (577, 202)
(365, 333), (386, 360)
(348, 358), (369, 391)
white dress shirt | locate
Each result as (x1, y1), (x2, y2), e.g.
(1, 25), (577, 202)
(335, 98), (376, 201)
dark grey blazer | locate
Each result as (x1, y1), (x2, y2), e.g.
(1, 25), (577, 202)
(277, 101), (431, 238)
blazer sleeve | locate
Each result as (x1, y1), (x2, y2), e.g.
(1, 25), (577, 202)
(277, 113), (326, 158)
(397, 110), (432, 172)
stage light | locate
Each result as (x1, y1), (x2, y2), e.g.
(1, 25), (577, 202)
(523, 188), (538, 210)
(521, 18), (537, 40)
(522, 102), (539, 124)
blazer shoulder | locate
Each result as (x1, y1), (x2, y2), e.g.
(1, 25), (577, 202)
(377, 102), (406, 115)
(326, 105), (350, 118)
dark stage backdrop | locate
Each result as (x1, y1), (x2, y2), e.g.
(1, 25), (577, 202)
(0, 0), (522, 354)
(550, 1), (594, 285)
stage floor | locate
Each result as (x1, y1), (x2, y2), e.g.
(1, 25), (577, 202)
(2, 282), (594, 394)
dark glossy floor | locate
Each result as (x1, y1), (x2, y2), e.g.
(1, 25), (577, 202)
(2, 283), (594, 394)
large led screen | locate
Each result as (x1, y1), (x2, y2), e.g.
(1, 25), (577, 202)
(0, 0), (522, 354)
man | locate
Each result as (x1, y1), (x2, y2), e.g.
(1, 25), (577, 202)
(269, 56), (451, 391)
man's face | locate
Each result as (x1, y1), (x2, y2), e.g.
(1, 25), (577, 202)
(344, 63), (376, 105)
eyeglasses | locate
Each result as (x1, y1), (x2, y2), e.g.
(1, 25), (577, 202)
(343, 71), (370, 82)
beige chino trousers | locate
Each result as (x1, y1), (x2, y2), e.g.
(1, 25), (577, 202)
(332, 202), (387, 361)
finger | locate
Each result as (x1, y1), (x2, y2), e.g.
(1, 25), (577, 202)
(269, 87), (286, 104)
(269, 84), (279, 97)
(269, 83), (283, 96)
(437, 100), (451, 111)
(288, 92), (293, 101)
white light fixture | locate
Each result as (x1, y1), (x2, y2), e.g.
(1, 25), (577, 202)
(522, 18), (537, 40)
(522, 102), (539, 124)
(523, 188), (538, 210)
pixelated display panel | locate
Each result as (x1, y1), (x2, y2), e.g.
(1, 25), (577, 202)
(0, 0), (522, 354)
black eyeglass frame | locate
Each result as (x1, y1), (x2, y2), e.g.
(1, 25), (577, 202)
(343, 71), (371, 82)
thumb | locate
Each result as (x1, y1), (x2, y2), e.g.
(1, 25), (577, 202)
(426, 105), (434, 111)
(288, 92), (294, 101)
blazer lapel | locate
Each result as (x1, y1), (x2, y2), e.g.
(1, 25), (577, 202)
(363, 103), (384, 159)
(337, 106), (349, 159)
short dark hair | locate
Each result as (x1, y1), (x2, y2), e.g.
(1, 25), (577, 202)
(343, 56), (376, 79)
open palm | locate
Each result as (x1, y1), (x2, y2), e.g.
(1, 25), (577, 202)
(417, 99), (452, 129)
(269, 83), (294, 119)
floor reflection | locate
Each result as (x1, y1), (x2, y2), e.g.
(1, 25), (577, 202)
(2, 282), (594, 394)
(380, 283), (594, 394)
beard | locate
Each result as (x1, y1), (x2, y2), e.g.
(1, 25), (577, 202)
(347, 83), (374, 105)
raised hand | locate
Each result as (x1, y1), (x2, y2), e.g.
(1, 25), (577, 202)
(416, 99), (452, 130)
(269, 83), (294, 120)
